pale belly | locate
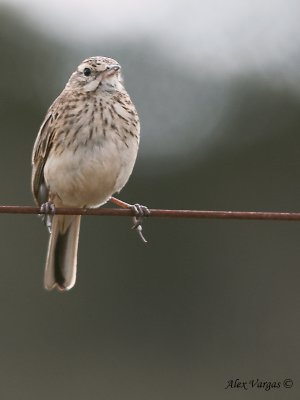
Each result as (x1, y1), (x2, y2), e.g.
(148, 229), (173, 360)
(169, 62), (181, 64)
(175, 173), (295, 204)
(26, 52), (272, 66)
(44, 138), (138, 207)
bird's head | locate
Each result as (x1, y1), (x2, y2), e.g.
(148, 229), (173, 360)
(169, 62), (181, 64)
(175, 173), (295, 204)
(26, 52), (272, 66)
(67, 56), (123, 93)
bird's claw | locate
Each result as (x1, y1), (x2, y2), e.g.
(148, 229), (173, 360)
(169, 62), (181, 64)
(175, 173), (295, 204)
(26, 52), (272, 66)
(40, 202), (56, 233)
(130, 204), (150, 243)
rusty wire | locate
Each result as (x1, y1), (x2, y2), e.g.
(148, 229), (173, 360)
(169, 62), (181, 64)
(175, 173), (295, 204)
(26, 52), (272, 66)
(1, 205), (300, 221)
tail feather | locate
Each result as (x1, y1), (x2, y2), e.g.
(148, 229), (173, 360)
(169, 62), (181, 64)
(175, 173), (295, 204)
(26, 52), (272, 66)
(44, 215), (81, 291)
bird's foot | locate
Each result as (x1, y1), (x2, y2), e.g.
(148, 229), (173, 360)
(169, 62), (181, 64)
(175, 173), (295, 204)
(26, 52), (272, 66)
(40, 202), (56, 233)
(109, 197), (150, 243)
(130, 203), (150, 243)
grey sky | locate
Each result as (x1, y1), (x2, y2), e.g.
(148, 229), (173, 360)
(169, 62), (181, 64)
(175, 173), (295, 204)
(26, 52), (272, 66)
(3, 0), (300, 74)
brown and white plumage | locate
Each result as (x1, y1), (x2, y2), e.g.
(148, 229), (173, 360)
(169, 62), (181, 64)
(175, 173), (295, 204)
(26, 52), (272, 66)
(32, 56), (140, 291)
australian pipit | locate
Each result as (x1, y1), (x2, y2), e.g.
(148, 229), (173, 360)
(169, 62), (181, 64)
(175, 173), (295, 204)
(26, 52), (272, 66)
(32, 56), (147, 291)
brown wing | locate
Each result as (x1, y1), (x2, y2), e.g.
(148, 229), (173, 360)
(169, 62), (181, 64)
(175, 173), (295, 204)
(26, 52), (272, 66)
(31, 111), (56, 205)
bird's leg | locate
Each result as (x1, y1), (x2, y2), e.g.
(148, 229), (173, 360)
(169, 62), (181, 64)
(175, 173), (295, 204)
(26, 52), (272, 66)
(40, 202), (56, 233)
(110, 197), (150, 243)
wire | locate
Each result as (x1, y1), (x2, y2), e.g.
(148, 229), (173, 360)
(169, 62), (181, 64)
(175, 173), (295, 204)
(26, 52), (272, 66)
(0, 205), (300, 221)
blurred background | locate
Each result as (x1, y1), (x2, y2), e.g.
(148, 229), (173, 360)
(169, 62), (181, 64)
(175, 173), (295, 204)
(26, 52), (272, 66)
(0, 0), (299, 398)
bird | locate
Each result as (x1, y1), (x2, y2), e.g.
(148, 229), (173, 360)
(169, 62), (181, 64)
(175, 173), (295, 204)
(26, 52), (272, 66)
(31, 56), (147, 291)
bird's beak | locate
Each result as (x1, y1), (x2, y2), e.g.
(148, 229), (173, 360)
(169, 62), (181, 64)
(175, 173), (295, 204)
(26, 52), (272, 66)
(84, 64), (121, 92)
(104, 64), (121, 78)
(101, 64), (121, 81)
(108, 64), (121, 72)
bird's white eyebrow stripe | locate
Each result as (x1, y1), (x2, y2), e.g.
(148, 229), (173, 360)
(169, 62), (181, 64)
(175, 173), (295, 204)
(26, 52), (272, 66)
(78, 63), (93, 72)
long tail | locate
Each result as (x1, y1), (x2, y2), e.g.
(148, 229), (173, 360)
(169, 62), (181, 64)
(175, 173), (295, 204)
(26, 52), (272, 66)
(44, 215), (81, 291)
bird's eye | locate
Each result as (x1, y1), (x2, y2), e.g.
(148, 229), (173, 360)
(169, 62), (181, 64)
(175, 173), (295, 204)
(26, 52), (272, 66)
(83, 68), (92, 76)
